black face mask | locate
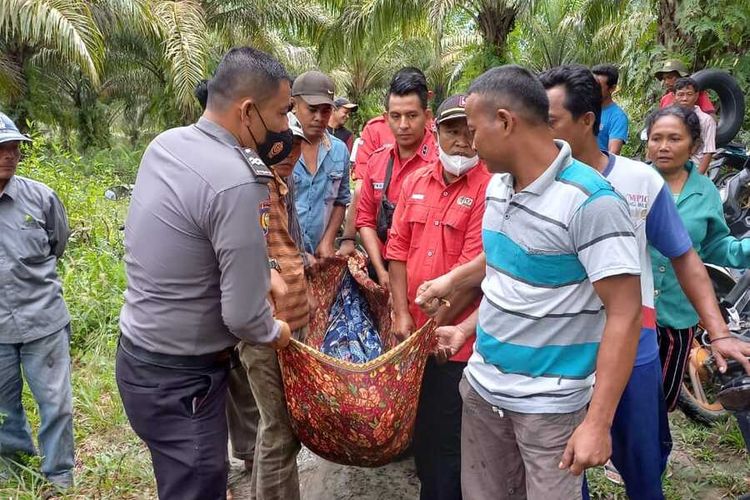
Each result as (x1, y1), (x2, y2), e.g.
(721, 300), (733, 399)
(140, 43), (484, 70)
(246, 107), (294, 166)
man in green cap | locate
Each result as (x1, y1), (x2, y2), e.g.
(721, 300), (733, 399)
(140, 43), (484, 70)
(656, 59), (715, 113)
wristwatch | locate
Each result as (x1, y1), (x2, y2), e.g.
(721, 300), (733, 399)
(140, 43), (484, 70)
(268, 258), (281, 272)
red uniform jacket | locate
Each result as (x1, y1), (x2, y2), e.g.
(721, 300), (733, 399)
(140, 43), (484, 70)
(385, 161), (491, 362)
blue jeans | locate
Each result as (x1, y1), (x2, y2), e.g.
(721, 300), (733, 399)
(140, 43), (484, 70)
(0, 326), (74, 486)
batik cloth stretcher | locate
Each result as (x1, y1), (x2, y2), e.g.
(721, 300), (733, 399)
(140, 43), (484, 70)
(278, 252), (435, 466)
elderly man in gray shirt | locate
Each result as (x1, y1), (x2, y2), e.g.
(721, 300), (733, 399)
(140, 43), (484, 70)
(0, 112), (74, 491)
(115, 47), (294, 500)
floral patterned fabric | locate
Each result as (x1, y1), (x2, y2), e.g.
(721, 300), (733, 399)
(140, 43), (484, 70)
(321, 273), (383, 363)
(278, 252), (435, 466)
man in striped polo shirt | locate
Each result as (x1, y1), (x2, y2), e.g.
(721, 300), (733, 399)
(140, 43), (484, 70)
(415, 65), (642, 499)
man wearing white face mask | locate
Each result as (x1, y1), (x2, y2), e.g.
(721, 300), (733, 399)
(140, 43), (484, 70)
(385, 94), (491, 500)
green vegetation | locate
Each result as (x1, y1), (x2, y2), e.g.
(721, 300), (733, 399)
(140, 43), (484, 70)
(1, 0), (749, 497)
(4, 0), (750, 146)
(0, 140), (155, 499)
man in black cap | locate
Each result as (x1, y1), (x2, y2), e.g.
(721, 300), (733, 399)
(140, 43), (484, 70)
(291, 70), (351, 261)
(327, 97), (358, 152)
(385, 95), (490, 500)
(0, 112), (74, 493)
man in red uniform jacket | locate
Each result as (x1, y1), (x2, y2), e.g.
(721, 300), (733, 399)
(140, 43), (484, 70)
(338, 68), (436, 257)
(385, 94), (491, 500)
(355, 70), (436, 288)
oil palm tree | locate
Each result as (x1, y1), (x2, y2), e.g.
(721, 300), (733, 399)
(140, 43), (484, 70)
(320, 0), (536, 63)
(0, 0), (104, 128)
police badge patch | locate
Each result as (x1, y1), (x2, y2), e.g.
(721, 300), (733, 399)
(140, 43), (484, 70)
(259, 199), (271, 236)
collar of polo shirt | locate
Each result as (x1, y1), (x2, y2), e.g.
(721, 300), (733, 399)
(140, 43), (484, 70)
(502, 140), (573, 195)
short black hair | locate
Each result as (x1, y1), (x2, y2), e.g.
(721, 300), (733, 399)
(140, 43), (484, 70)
(539, 64), (602, 137)
(467, 65), (549, 125)
(207, 47), (289, 110)
(194, 79), (209, 111)
(646, 105), (702, 149)
(386, 67), (429, 110)
(674, 77), (700, 93)
(591, 64), (619, 87)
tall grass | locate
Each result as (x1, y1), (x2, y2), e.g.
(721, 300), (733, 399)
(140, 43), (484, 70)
(16, 137), (137, 353)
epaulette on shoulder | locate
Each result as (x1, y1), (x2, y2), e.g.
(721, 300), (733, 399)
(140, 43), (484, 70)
(237, 147), (274, 184)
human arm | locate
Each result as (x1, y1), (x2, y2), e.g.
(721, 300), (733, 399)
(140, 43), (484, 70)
(698, 116), (717, 174)
(269, 268), (288, 301)
(356, 170), (389, 288)
(353, 124), (378, 180)
(414, 253), (487, 316)
(607, 109), (628, 155)
(560, 273), (642, 475)
(691, 188), (750, 373)
(317, 205), (346, 258)
(337, 179), (362, 256)
(206, 183), (282, 346)
(701, 185), (750, 269)
(46, 191), (70, 258)
(360, 228), (388, 288)
(561, 193), (642, 475)
(698, 153), (713, 175)
(385, 187), (416, 339)
(670, 250), (750, 372)
(389, 261), (414, 341)
(318, 151), (351, 258)
(433, 187), (486, 325)
(608, 139), (624, 155)
(433, 309), (478, 363)
(644, 184), (740, 363)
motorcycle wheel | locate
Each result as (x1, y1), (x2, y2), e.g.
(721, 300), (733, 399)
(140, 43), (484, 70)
(692, 69), (746, 146)
(678, 337), (727, 425)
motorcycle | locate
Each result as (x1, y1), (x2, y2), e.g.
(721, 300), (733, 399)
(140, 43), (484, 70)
(678, 267), (750, 425)
(678, 149), (750, 425)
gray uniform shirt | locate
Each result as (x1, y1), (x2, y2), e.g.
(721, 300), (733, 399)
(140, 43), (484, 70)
(119, 117), (279, 355)
(0, 175), (70, 344)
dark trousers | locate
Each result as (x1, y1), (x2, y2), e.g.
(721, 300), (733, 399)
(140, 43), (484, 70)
(657, 324), (697, 411)
(413, 358), (465, 500)
(582, 358), (671, 500)
(115, 342), (230, 500)
(226, 348), (259, 461)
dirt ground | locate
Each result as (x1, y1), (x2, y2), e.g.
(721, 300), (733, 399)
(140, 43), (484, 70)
(228, 418), (750, 500)
(229, 447), (419, 500)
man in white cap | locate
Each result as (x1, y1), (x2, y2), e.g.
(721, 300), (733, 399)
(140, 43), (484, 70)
(0, 112), (74, 492)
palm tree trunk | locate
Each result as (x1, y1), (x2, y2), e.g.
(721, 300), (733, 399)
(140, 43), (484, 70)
(657, 0), (686, 49)
(476, 3), (518, 61)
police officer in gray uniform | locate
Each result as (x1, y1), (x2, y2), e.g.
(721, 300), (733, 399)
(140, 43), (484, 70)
(115, 47), (293, 500)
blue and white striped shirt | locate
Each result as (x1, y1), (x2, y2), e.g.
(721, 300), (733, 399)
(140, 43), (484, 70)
(466, 141), (640, 414)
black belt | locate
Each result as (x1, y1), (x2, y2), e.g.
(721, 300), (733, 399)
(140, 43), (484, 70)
(119, 335), (232, 370)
